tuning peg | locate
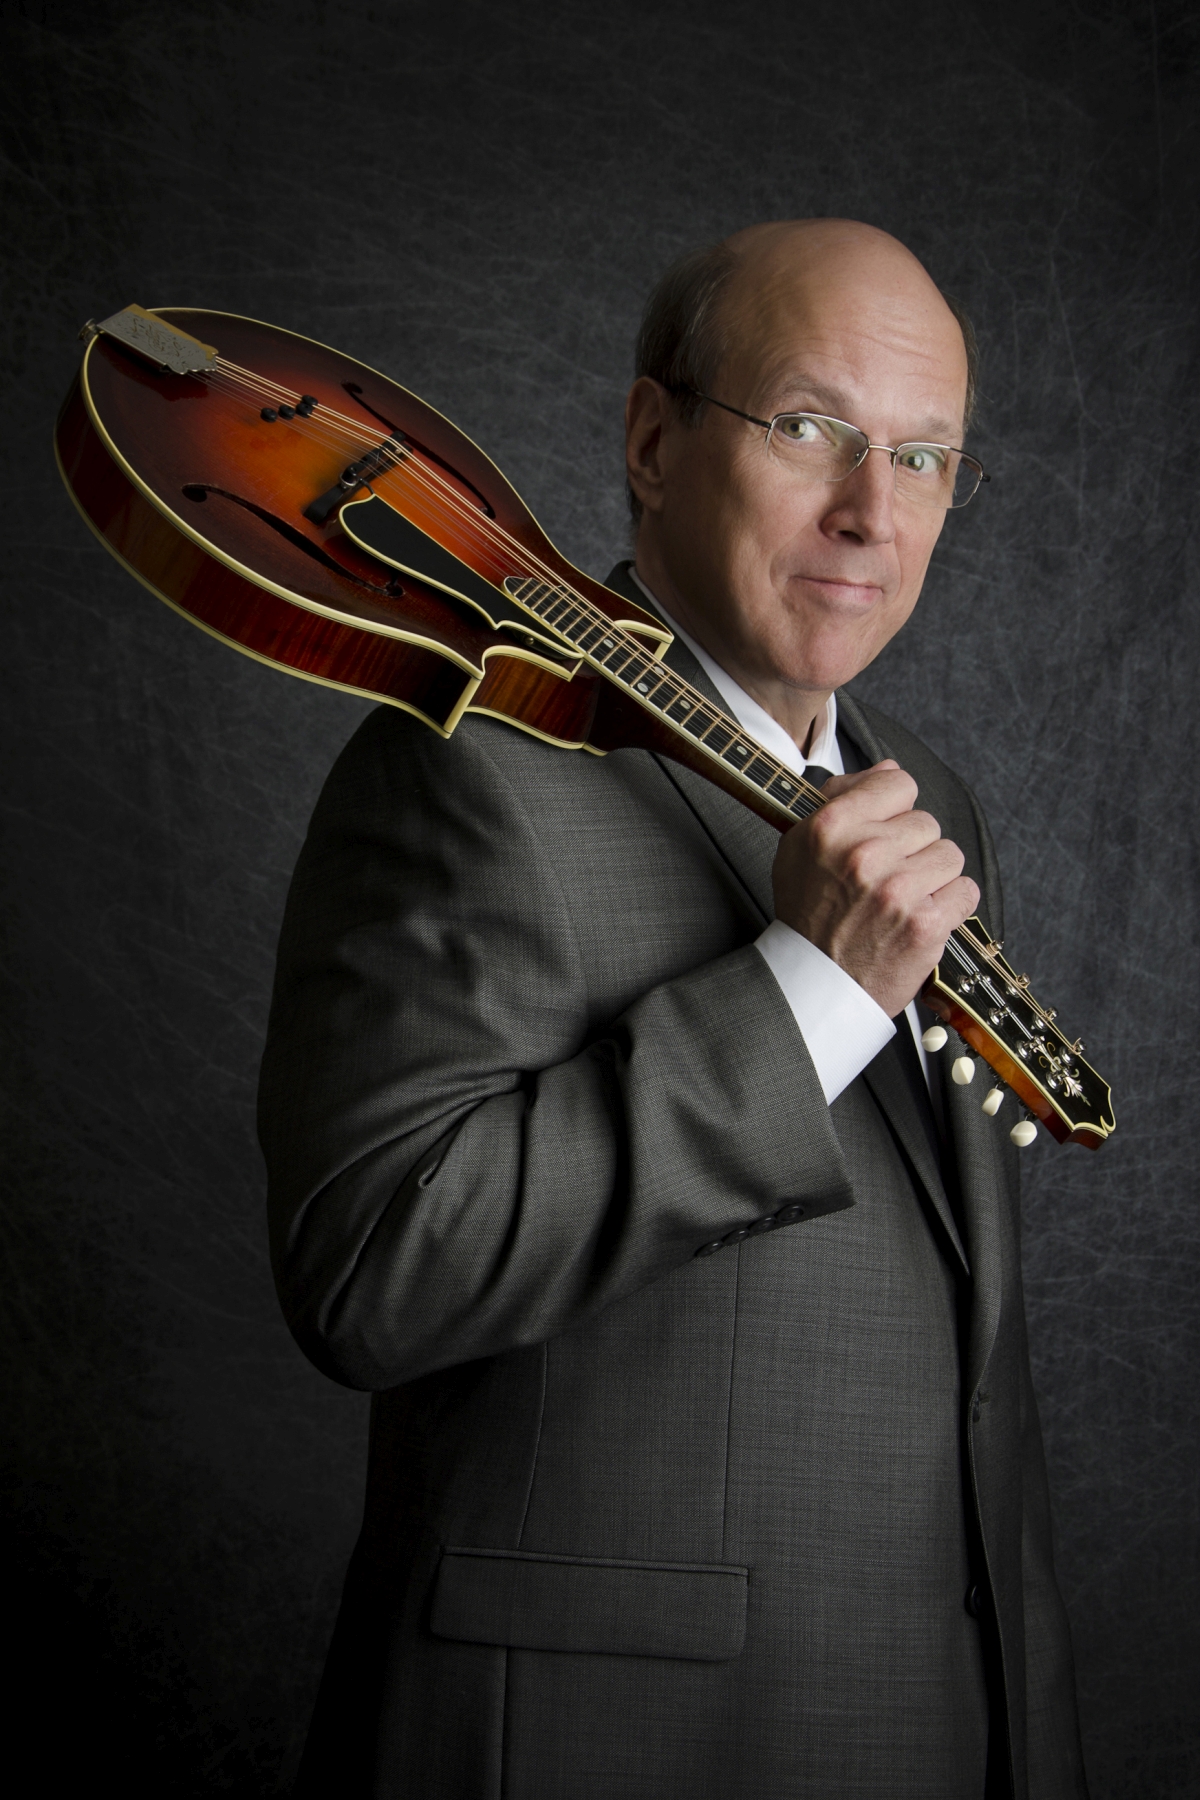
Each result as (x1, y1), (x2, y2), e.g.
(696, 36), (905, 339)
(982, 1088), (1004, 1116)
(951, 1056), (976, 1085)
(922, 1026), (948, 1052)
(1010, 1118), (1037, 1148)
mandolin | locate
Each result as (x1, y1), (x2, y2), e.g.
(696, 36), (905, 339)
(55, 305), (1115, 1149)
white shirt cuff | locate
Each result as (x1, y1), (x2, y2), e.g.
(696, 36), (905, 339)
(755, 920), (896, 1104)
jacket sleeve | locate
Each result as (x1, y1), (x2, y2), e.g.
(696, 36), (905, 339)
(258, 707), (854, 1390)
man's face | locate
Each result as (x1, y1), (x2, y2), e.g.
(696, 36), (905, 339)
(628, 239), (969, 699)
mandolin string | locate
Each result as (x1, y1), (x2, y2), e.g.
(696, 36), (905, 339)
(194, 359), (1069, 1042)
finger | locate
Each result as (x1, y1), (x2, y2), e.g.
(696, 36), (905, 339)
(931, 873), (980, 917)
(923, 875), (981, 937)
(814, 759), (900, 800)
(810, 770), (920, 830)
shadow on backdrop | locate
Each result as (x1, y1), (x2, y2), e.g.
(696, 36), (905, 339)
(2, 0), (1197, 1792)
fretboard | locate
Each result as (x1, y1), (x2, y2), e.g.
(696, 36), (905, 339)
(503, 574), (827, 822)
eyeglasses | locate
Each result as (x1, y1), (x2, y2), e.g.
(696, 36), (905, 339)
(681, 388), (989, 510)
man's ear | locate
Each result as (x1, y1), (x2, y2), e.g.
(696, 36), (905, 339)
(625, 377), (671, 517)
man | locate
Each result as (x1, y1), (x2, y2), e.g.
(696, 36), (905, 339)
(259, 220), (1087, 1797)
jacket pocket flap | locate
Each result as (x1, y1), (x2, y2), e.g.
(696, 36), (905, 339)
(430, 1546), (747, 1662)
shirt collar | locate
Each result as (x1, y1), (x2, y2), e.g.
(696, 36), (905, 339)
(628, 567), (842, 781)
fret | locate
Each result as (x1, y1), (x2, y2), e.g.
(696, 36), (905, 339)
(682, 707), (718, 738)
(702, 721), (734, 754)
(575, 624), (607, 653)
(665, 695), (699, 724)
(723, 739), (753, 767)
(743, 756), (776, 787)
(621, 659), (650, 688)
(767, 773), (798, 803)
(631, 670), (672, 704)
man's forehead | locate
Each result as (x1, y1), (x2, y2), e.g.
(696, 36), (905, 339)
(719, 264), (968, 427)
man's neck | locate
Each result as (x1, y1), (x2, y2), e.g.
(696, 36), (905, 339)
(631, 554), (832, 758)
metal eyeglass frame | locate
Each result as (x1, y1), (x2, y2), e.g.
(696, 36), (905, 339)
(680, 387), (989, 509)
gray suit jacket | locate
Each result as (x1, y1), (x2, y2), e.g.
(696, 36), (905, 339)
(259, 563), (1087, 1799)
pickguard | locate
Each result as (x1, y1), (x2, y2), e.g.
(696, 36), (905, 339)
(339, 493), (532, 631)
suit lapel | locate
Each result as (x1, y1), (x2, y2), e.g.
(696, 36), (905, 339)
(602, 566), (970, 1272)
(860, 1042), (969, 1275)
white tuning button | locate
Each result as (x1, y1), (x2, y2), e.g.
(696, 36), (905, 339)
(1010, 1120), (1038, 1147)
(921, 1026), (948, 1052)
(951, 1056), (976, 1085)
(982, 1088), (1004, 1116)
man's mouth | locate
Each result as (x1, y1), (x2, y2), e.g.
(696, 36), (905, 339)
(791, 573), (885, 606)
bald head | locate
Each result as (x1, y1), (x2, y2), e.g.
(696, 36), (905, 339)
(712, 220), (970, 431)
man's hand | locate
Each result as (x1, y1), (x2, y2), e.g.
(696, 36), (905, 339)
(773, 761), (980, 1020)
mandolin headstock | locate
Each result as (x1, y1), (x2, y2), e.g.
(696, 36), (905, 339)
(922, 919), (1115, 1147)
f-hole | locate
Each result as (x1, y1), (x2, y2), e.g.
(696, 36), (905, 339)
(342, 382), (497, 519)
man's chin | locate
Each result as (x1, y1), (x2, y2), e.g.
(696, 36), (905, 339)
(772, 614), (906, 692)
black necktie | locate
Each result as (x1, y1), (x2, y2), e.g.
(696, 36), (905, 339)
(803, 764), (834, 791)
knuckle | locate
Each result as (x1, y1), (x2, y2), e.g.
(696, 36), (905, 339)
(845, 842), (878, 888)
(807, 810), (834, 851)
(875, 872), (909, 918)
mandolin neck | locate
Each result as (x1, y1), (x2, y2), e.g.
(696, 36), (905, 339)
(500, 573), (828, 831)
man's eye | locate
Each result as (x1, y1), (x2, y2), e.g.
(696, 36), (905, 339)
(897, 445), (948, 476)
(775, 414), (823, 443)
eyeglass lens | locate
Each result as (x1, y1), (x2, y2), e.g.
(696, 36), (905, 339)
(769, 413), (982, 508)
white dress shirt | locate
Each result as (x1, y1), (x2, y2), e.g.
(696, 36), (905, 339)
(629, 569), (930, 1105)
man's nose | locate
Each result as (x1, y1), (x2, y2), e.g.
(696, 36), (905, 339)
(821, 446), (897, 545)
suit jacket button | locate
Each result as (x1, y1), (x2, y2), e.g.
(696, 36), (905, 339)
(694, 1240), (724, 1258)
(747, 1214), (777, 1236)
(965, 1583), (984, 1618)
(775, 1203), (805, 1226)
(721, 1227), (750, 1246)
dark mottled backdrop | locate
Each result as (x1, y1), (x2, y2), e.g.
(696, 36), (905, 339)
(3, 0), (1197, 1792)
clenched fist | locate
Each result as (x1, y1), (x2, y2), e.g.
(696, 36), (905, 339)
(773, 761), (980, 1020)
